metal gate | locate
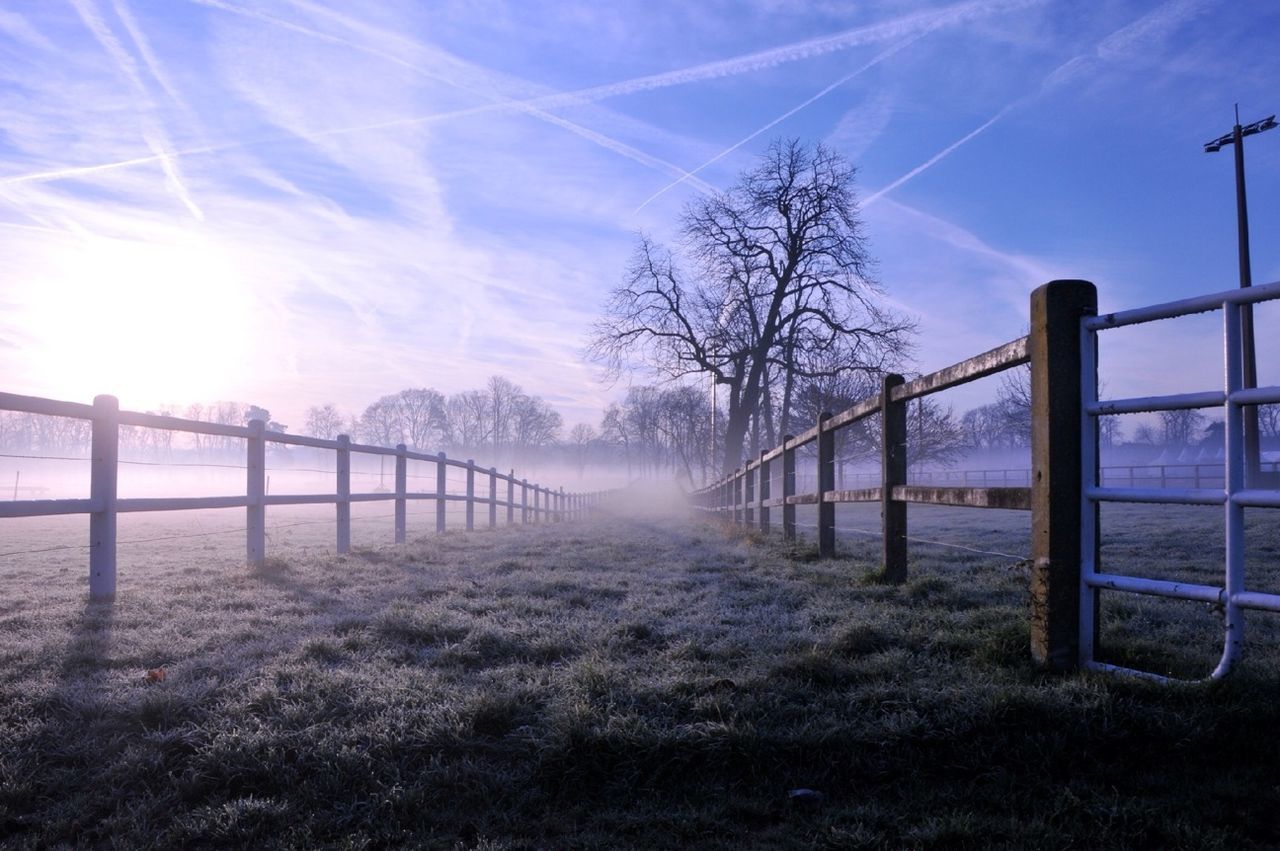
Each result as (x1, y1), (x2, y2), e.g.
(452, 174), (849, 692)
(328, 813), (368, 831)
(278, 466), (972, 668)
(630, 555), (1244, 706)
(1080, 279), (1280, 681)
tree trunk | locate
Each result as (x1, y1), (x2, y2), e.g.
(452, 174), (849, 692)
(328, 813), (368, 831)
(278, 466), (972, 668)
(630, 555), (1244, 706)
(722, 380), (749, 476)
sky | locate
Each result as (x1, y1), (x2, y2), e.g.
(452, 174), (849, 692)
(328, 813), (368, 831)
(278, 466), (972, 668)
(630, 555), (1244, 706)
(2, 0), (1279, 435)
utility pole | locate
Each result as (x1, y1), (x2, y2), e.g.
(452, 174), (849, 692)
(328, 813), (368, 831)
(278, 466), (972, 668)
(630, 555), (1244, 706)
(1205, 106), (1277, 484)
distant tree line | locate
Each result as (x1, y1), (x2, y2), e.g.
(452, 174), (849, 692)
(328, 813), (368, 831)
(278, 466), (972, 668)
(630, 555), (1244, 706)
(305, 376), (563, 462)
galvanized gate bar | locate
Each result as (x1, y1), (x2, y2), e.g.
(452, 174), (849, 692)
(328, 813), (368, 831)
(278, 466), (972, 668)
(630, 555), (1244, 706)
(1080, 279), (1280, 682)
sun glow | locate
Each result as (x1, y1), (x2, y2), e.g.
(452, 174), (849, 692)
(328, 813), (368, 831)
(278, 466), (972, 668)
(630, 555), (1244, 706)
(18, 231), (255, 409)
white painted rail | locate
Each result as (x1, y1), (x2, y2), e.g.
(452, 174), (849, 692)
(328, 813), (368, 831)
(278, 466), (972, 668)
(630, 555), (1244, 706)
(1, 392), (606, 600)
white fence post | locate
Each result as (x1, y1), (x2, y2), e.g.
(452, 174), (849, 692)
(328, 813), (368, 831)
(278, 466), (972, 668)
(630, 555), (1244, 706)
(246, 418), (266, 566)
(89, 394), (118, 600)
(489, 467), (498, 528)
(436, 452), (447, 533)
(336, 434), (351, 554)
(394, 443), (407, 545)
(507, 471), (515, 525)
(465, 460), (475, 531)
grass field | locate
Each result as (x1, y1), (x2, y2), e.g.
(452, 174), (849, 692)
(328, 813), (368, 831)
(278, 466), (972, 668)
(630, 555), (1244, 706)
(3, 495), (1280, 848)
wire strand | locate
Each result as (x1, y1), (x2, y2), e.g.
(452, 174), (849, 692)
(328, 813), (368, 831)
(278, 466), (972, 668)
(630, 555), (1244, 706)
(791, 521), (1027, 562)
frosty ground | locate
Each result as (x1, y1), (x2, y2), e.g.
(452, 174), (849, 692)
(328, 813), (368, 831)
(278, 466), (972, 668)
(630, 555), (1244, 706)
(2, 498), (1280, 848)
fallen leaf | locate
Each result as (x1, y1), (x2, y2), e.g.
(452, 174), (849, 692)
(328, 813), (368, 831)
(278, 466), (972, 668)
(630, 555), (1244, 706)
(144, 667), (166, 684)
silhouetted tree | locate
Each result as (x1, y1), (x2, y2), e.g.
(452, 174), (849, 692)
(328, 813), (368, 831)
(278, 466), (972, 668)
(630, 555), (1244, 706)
(590, 139), (912, 476)
(1160, 409), (1205, 446)
(305, 404), (346, 440)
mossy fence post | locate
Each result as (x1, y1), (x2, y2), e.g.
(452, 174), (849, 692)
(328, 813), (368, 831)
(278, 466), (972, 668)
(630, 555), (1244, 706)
(782, 434), (796, 542)
(1029, 279), (1098, 671)
(880, 374), (907, 582)
(817, 411), (835, 557)
(758, 449), (770, 533)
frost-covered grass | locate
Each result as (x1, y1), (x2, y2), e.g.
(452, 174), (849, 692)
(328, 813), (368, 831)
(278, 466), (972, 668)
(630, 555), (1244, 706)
(3, 498), (1280, 848)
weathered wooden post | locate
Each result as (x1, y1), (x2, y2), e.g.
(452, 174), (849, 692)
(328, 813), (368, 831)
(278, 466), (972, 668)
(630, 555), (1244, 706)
(1029, 279), (1097, 671)
(465, 460), (475, 531)
(521, 479), (529, 524)
(335, 433), (351, 555)
(733, 469), (742, 525)
(744, 461), (755, 525)
(881, 375), (907, 582)
(436, 452), (448, 533)
(489, 467), (498, 528)
(758, 449), (770, 533)
(507, 471), (515, 525)
(782, 434), (796, 542)
(394, 444), (407, 545)
(89, 394), (119, 600)
(817, 412), (835, 557)
(246, 418), (267, 565)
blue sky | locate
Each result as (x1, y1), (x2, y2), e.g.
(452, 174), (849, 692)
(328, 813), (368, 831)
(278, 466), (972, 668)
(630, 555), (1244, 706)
(2, 0), (1278, 433)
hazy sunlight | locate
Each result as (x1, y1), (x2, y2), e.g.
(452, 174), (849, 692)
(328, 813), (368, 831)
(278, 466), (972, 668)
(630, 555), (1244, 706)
(22, 232), (253, 408)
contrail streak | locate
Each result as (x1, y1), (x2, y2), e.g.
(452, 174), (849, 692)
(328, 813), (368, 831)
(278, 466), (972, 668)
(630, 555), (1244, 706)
(634, 33), (927, 212)
(526, 0), (1042, 110)
(861, 104), (1015, 207)
(112, 0), (190, 110)
(193, 0), (716, 194)
(68, 0), (203, 220)
(10, 0), (1039, 189)
(858, 0), (1214, 207)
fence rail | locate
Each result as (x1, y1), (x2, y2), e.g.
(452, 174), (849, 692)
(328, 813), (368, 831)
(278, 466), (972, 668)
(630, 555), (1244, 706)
(838, 461), (1280, 490)
(0, 391), (606, 600)
(692, 335), (1032, 581)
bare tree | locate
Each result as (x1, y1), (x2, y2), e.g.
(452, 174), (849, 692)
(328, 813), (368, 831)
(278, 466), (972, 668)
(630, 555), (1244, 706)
(511, 395), (561, 450)
(569, 423), (596, 478)
(1258, 404), (1280, 439)
(445, 390), (489, 452)
(1160, 409), (1206, 446)
(396, 388), (445, 449)
(305, 403), (346, 440)
(359, 396), (403, 447)
(486, 376), (521, 454)
(1133, 422), (1159, 445)
(906, 399), (965, 472)
(590, 139), (912, 476)
(1098, 415), (1124, 448)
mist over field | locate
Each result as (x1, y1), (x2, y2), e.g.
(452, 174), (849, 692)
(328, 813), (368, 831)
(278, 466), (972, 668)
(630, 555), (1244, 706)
(5, 1), (1280, 847)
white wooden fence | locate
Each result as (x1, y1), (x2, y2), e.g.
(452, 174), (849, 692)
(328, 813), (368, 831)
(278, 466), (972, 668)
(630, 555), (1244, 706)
(0, 392), (606, 600)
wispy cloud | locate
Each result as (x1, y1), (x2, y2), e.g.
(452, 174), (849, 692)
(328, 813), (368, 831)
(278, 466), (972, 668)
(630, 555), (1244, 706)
(528, 0), (1044, 111)
(67, 0), (203, 220)
(111, 0), (191, 111)
(862, 104), (1017, 208)
(196, 0), (717, 194)
(0, 9), (57, 51)
(636, 33), (927, 211)
(10, 0), (1035, 191)
(862, 0), (1219, 206)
